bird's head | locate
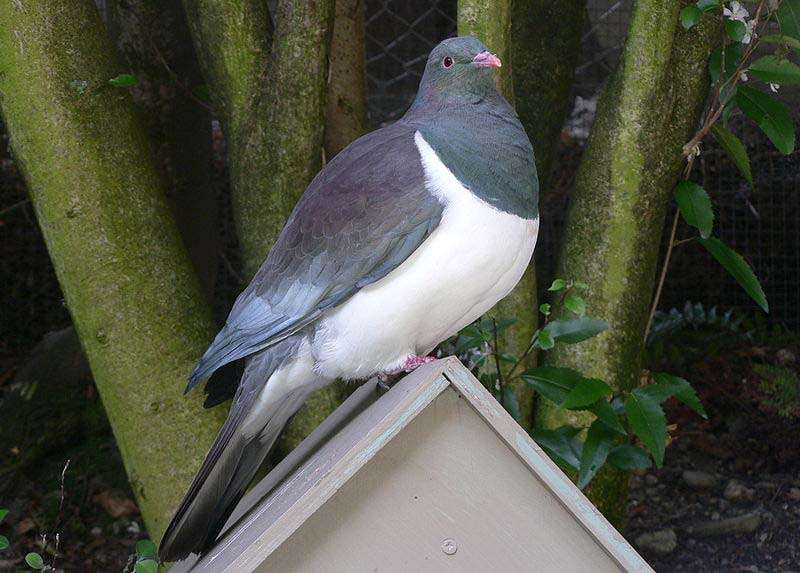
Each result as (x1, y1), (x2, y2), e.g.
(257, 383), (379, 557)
(412, 36), (502, 110)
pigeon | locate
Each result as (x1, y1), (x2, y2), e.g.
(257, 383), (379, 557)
(159, 35), (539, 562)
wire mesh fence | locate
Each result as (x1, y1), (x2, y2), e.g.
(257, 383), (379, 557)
(2, 0), (799, 360)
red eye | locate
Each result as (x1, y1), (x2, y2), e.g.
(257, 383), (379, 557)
(442, 56), (454, 68)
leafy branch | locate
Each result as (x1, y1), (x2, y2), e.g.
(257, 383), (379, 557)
(645, 0), (798, 339)
(455, 280), (707, 489)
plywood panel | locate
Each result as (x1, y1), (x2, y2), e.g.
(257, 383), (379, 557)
(259, 388), (624, 573)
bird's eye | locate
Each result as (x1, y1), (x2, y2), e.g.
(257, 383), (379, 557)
(442, 56), (454, 69)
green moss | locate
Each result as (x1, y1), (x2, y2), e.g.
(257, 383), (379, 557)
(753, 364), (800, 418)
(0, 0), (226, 541)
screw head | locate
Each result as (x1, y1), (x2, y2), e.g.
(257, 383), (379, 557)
(441, 538), (457, 556)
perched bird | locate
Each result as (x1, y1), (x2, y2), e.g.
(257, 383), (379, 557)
(159, 35), (539, 561)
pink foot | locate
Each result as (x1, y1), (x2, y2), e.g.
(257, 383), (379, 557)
(402, 354), (437, 372)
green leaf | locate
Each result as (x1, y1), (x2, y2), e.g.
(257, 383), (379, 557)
(0, 509), (7, 523)
(543, 317), (608, 344)
(563, 378), (614, 410)
(136, 540), (158, 560)
(725, 19), (746, 42)
(711, 124), (753, 187)
(493, 318), (517, 334)
(737, 85), (795, 155)
(760, 34), (800, 51)
(625, 390), (667, 467)
(697, 0), (720, 11)
(577, 420), (617, 489)
(108, 73), (138, 88)
(778, 0), (800, 48)
(607, 445), (652, 471)
(698, 0), (721, 10)
(586, 399), (627, 435)
(531, 428), (581, 472)
(501, 386), (521, 421)
(647, 373), (708, 419)
(574, 281), (589, 290)
(674, 181), (714, 238)
(539, 303), (551, 316)
(25, 552), (44, 570)
(698, 236), (768, 312)
(521, 366), (582, 404)
(0, 535), (8, 551)
(135, 560), (159, 573)
(535, 328), (555, 350)
(681, 5), (702, 29)
(548, 278), (566, 291)
(564, 293), (586, 317)
(749, 55), (800, 86)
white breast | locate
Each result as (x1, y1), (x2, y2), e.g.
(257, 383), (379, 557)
(312, 131), (538, 381)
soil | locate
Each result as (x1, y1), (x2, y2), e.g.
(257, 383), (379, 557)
(625, 337), (800, 572)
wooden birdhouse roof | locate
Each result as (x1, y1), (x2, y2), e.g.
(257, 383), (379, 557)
(172, 357), (653, 573)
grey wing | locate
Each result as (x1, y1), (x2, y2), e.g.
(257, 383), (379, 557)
(187, 121), (441, 389)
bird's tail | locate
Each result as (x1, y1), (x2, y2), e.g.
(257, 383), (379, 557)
(158, 337), (314, 562)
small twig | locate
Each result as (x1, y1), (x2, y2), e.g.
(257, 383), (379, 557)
(491, 317), (504, 392)
(149, 37), (214, 113)
(219, 249), (244, 286)
(645, 209), (681, 340)
(0, 199), (30, 216)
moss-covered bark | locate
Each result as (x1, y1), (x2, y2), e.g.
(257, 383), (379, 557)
(325, 0), (367, 159)
(109, 0), (218, 297)
(458, 0), (514, 98)
(0, 0), (226, 540)
(180, 0), (271, 148)
(512, 1), (587, 185)
(230, 1), (334, 279)
(538, 2), (719, 523)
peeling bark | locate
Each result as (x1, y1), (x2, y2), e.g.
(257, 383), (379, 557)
(538, 3), (719, 523)
(0, 0), (226, 540)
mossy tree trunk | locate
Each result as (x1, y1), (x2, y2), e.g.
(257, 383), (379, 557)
(458, 0), (585, 429)
(0, 0), (226, 540)
(108, 0), (218, 297)
(512, 1), (587, 186)
(182, 1), (341, 454)
(538, 2), (719, 524)
(325, 0), (368, 159)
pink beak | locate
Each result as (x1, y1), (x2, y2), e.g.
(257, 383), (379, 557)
(472, 51), (502, 68)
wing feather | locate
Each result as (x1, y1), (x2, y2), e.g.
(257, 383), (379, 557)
(188, 121), (442, 389)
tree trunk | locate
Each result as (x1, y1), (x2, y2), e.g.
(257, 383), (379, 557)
(325, 0), (367, 159)
(180, 0), (272, 151)
(538, 2), (719, 524)
(512, 1), (587, 186)
(458, 0), (537, 428)
(0, 0), (226, 541)
(108, 0), (218, 298)
(183, 1), (339, 454)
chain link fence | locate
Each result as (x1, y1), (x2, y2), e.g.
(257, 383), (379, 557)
(2, 0), (799, 359)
